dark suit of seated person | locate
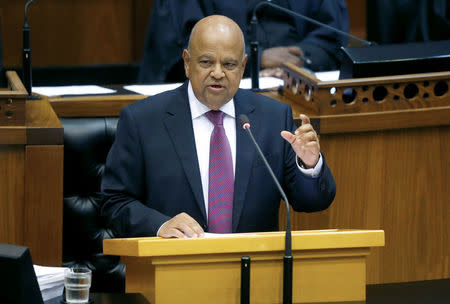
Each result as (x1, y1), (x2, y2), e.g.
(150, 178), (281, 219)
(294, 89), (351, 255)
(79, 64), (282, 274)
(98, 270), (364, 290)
(367, 0), (450, 44)
(138, 0), (349, 83)
(101, 15), (336, 238)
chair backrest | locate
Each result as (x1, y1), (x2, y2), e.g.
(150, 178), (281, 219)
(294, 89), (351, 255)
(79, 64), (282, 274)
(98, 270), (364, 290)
(60, 117), (125, 292)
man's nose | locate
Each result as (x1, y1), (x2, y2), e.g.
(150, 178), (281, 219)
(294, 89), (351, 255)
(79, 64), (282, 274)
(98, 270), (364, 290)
(210, 63), (225, 79)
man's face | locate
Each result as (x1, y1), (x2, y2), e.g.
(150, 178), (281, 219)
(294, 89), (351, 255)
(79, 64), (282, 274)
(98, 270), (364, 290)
(183, 29), (247, 110)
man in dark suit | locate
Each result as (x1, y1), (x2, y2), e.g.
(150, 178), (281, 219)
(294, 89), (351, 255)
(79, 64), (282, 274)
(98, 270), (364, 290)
(101, 15), (336, 238)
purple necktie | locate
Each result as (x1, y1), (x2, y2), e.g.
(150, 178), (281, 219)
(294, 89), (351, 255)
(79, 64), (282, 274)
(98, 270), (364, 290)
(205, 110), (234, 233)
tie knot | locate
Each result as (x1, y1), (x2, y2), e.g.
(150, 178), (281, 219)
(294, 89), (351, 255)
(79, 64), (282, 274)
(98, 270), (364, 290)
(205, 110), (224, 126)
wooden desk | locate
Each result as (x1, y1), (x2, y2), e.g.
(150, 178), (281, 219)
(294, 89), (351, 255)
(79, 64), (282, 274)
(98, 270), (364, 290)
(0, 72), (63, 266)
(47, 82), (450, 284)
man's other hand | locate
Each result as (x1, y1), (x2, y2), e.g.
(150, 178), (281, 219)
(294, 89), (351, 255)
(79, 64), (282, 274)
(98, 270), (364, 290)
(281, 114), (320, 168)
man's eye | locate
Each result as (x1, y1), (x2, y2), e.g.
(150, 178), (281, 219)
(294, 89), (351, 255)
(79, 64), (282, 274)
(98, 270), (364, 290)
(200, 60), (211, 66)
(224, 63), (237, 69)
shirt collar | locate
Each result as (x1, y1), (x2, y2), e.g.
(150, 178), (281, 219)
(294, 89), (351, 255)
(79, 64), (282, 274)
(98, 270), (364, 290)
(188, 81), (235, 120)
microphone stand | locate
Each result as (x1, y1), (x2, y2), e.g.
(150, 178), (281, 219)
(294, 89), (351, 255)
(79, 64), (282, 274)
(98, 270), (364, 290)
(249, 15), (260, 92)
(249, 0), (374, 91)
(23, 0), (39, 100)
(239, 116), (292, 304)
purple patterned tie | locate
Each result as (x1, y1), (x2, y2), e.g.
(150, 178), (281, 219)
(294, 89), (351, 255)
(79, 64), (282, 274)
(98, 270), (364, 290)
(205, 110), (234, 233)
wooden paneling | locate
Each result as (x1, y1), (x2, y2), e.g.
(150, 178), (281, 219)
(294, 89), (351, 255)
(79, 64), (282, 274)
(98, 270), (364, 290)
(24, 145), (63, 266)
(133, 0), (154, 61)
(0, 127), (26, 144)
(280, 126), (450, 284)
(0, 145), (25, 245)
(346, 0), (367, 42)
(0, 0), (138, 67)
(316, 106), (450, 134)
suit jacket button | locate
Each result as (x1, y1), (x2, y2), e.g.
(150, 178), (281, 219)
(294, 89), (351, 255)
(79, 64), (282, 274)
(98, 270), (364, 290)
(320, 182), (326, 191)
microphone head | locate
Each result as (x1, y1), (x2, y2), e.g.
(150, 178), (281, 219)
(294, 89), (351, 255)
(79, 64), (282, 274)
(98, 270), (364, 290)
(238, 114), (251, 130)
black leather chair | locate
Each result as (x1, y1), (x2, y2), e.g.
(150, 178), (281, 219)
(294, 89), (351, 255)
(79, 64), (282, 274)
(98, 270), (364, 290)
(60, 117), (125, 292)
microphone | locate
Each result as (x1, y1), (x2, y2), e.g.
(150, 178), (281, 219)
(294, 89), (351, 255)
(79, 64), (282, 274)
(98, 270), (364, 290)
(249, 14), (260, 92)
(250, 1), (374, 90)
(238, 114), (293, 304)
(23, 0), (37, 99)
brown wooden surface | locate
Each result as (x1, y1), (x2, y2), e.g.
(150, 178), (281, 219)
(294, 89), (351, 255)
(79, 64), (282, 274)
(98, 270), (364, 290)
(312, 106), (450, 134)
(24, 145), (63, 266)
(0, 77), (63, 266)
(346, 0), (367, 41)
(26, 98), (64, 144)
(50, 94), (143, 117)
(5, 71), (28, 93)
(0, 146), (25, 245)
(107, 231), (383, 304)
(0, 0), (153, 67)
(0, 72), (28, 126)
(0, 127), (26, 144)
(283, 64), (450, 115)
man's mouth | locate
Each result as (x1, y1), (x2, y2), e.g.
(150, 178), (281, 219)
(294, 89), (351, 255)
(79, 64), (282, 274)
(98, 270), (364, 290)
(210, 84), (223, 88)
(208, 84), (225, 91)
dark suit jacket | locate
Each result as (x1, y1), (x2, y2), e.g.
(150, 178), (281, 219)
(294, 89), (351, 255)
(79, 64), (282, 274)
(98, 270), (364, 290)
(100, 82), (336, 237)
(138, 0), (349, 82)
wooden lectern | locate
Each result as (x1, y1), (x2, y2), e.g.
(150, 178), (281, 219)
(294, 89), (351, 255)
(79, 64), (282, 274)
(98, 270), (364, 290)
(104, 229), (384, 304)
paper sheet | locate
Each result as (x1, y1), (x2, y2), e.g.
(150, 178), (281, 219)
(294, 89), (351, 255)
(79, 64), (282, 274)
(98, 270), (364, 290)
(33, 265), (67, 301)
(33, 85), (116, 97)
(314, 70), (340, 81)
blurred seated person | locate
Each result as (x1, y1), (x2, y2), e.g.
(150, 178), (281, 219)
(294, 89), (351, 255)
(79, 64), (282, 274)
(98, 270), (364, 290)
(367, 0), (450, 44)
(138, 0), (349, 83)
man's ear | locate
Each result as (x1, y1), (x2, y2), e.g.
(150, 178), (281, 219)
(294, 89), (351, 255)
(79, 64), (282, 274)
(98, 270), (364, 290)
(241, 54), (248, 76)
(182, 49), (190, 78)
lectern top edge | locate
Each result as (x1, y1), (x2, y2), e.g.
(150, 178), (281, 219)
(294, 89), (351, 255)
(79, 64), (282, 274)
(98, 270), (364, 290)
(103, 229), (384, 258)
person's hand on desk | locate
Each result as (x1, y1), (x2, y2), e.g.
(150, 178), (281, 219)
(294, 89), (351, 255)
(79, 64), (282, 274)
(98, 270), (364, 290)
(280, 114), (320, 169)
(260, 46), (306, 78)
(157, 212), (205, 238)
(261, 46), (305, 68)
(260, 67), (284, 78)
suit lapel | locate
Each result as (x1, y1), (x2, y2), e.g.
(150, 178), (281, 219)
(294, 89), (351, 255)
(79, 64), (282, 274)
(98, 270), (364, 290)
(232, 90), (256, 232)
(163, 83), (207, 222)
